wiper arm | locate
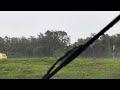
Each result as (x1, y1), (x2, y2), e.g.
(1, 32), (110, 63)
(42, 14), (120, 79)
(41, 46), (80, 79)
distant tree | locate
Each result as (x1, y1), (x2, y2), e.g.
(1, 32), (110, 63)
(0, 37), (5, 52)
(1, 30), (120, 58)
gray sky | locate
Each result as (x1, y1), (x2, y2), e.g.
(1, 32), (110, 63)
(0, 11), (120, 43)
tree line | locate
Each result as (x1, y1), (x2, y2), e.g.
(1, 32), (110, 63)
(0, 30), (120, 58)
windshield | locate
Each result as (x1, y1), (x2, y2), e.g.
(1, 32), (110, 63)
(0, 11), (120, 79)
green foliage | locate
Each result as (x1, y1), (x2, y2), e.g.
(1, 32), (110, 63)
(0, 30), (70, 58)
(0, 31), (120, 58)
(74, 34), (120, 58)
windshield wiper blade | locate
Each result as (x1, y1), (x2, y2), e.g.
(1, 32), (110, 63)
(41, 46), (79, 79)
(41, 14), (120, 79)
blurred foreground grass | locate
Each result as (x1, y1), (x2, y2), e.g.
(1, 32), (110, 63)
(0, 58), (120, 79)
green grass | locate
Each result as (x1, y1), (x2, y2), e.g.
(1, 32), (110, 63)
(0, 58), (120, 79)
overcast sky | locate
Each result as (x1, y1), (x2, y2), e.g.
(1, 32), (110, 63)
(0, 11), (120, 43)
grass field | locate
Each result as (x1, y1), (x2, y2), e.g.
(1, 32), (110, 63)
(0, 58), (120, 79)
